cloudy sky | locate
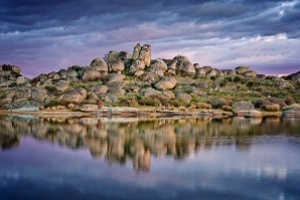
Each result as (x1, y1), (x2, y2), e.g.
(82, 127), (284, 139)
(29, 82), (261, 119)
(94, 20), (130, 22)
(0, 0), (300, 77)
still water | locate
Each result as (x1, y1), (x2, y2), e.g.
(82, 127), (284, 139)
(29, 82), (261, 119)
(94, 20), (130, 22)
(0, 115), (300, 200)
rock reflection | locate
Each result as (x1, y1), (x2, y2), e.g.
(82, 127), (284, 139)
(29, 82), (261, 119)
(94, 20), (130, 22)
(0, 115), (299, 172)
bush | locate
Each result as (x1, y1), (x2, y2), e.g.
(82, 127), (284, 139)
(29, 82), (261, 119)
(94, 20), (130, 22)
(264, 104), (281, 112)
(169, 98), (188, 107)
(266, 97), (287, 108)
(196, 102), (212, 109)
(219, 79), (227, 87)
(45, 85), (57, 92)
(254, 99), (266, 109)
(222, 105), (232, 112)
(118, 96), (139, 107)
(285, 96), (295, 105)
(44, 100), (62, 108)
(233, 76), (242, 83)
(211, 98), (232, 109)
(139, 96), (161, 107)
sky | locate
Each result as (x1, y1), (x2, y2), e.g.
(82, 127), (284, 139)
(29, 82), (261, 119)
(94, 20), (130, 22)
(0, 0), (300, 78)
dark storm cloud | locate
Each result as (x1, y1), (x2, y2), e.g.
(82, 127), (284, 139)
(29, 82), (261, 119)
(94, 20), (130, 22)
(0, 0), (299, 77)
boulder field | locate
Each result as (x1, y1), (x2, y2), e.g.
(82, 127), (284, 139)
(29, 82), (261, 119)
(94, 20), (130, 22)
(0, 43), (299, 118)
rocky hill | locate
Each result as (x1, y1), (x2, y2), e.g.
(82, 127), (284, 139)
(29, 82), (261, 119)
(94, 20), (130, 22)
(0, 43), (299, 115)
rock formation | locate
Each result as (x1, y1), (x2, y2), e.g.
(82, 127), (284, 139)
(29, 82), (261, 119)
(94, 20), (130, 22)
(0, 43), (299, 116)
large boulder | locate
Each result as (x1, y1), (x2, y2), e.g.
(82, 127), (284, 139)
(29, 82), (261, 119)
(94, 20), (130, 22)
(54, 80), (70, 92)
(172, 55), (195, 76)
(132, 43), (142, 60)
(140, 87), (161, 97)
(176, 92), (192, 104)
(110, 61), (125, 73)
(233, 101), (255, 116)
(201, 66), (213, 74)
(282, 106), (300, 118)
(162, 90), (175, 99)
(91, 85), (108, 94)
(130, 59), (145, 72)
(139, 44), (152, 66)
(59, 69), (78, 79)
(90, 58), (108, 72)
(235, 66), (251, 75)
(10, 101), (40, 111)
(242, 70), (257, 77)
(195, 68), (206, 78)
(155, 76), (177, 90)
(107, 51), (131, 73)
(142, 71), (161, 84)
(81, 69), (102, 81)
(150, 59), (168, 77)
(108, 73), (125, 82)
(206, 68), (223, 78)
(107, 81), (125, 95)
(59, 88), (87, 103)
(168, 60), (177, 75)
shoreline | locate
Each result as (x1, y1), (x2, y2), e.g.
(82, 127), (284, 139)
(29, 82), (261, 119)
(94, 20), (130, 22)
(0, 107), (283, 119)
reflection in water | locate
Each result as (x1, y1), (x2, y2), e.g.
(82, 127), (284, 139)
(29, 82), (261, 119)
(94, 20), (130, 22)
(0, 115), (300, 173)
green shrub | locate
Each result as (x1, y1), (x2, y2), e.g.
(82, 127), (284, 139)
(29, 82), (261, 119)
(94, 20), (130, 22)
(118, 96), (139, 107)
(45, 86), (57, 92)
(211, 98), (232, 109)
(169, 98), (188, 107)
(233, 76), (242, 83)
(44, 100), (62, 108)
(139, 96), (161, 107)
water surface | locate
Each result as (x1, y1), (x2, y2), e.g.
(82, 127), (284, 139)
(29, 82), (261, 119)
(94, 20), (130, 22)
(0, 116), (300, 200)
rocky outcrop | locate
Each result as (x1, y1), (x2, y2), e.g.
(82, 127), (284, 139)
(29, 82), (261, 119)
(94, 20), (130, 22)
(1, 64), (21, 74)
(0, 87), (47, 110)
(0, 43), (299, 112)
(284, 71), (300, 83)
(282, 106), (300, 118)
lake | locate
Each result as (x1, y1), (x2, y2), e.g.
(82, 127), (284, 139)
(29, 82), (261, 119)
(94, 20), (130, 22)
(0, 115), (300, 200)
